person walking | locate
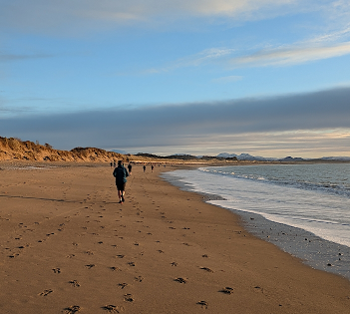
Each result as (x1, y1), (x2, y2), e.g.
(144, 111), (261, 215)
(113, 160), (129, 204)
(127, 163), (132, 175)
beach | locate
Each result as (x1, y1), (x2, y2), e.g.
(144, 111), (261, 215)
(0, 163), (350, 314)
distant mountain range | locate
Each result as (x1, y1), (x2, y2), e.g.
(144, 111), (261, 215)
(217, 153), (350, 162)
(217, 153), (271, 161)
(112, 150), (350, 162)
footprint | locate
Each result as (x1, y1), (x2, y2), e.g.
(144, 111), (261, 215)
(254, 286), (264, 293)
(102, 305), (122, 313)
(124, 294), (134, 302)
(174, 277), (187, 284)
(110, 266), (121, 271)
(134, 276), (143, 282)
(197, 301), (208, 309)
(118, 283), (128, 289)
(52, 267), (61, 274)
(69, 280), (81, 287)
(18, 244), (29, 249)
(85, 264), (95, 269)
(127, 262), (135, 267)
(39, 289), (53, 296)
(219, 287), (233, 294)
(64, 305), (81, 313)
(200, 267), (214, 273)
(170, 262), (178, 266)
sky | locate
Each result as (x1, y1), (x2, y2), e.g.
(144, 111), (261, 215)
(1, 0), (350, 158)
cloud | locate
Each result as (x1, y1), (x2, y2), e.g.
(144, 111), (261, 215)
(0, 0), (314, 35)
(144, 48), (236, 74)
(177, 48), (235, 67)
(143, 28), (350, 74)
(231, 41), (350, 67)
(175, 129), (350, 157)
(0, 52), (52, 62)
(308, 24), (350, 45)
(0, 86), (349, 156)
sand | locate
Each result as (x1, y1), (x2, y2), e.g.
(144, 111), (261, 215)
(0, 163), (349, 314)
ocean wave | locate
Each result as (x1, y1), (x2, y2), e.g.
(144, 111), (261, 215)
(199, 165), (350, 199)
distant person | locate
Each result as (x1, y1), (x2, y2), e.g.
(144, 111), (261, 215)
(127, 163), (132, 175)
(113, 160), (129, 204)
(113, 161), (116, 168)
(143, 165), (146, 172)
(110, 162), (113, 167)
(151, 165), (154, 172)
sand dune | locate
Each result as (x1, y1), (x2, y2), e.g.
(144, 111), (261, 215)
(0, 137), (124, 162)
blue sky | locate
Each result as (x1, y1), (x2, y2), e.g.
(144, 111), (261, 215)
(1, 0), (350, 158)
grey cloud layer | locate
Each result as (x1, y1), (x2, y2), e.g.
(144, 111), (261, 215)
(0, 87), (349, 150)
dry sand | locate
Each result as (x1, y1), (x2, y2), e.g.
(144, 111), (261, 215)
(0, 163), (349, 314)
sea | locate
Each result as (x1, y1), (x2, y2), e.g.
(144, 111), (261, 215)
(162, 163), (350, 280)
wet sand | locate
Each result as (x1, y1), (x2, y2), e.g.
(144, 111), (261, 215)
(0, 163), (350, 313)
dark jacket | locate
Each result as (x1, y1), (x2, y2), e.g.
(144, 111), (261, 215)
(113, 165), (129, 184)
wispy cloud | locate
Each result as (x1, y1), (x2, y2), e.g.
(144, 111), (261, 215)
(0, 52), (53, 62)
(308, 24), (350, 44)
(179, 48), (235, 66)
(144, 48), (235, 74)
(230, 41), (350, 67)
(144, 38), (350, 74)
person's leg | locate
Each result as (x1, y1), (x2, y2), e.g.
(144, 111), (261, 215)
(120, 183), (126, 202)
(117, 188), (123, 203)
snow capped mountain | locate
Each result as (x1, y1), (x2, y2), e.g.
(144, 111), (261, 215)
(217, 153), (275, 161)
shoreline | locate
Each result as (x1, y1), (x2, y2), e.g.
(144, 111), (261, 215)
(162, 166), (350, 281)
(1, 163), (350, 313)
(234, 209), (350, 280)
